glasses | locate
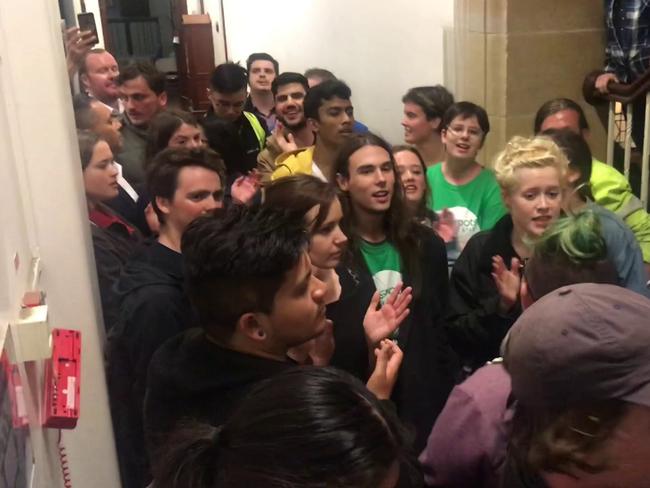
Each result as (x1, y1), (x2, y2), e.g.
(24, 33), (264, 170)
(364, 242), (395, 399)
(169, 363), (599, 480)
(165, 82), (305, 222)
(446, 125), (483, 140)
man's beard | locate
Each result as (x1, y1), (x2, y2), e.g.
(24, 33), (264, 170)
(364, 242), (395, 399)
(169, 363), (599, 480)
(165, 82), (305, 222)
(278, 116), (307, 132)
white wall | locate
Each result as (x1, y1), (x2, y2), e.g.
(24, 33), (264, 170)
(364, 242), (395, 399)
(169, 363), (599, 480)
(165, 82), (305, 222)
(220, 0), (454, 143)
(204, 0), (228, 65)
(186, 0), (202, 14)
(0, 0), (120, 486)
(72, 0), (106, 47)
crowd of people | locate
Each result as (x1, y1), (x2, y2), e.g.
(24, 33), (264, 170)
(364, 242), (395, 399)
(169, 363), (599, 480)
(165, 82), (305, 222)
(63, 15), (650, 488)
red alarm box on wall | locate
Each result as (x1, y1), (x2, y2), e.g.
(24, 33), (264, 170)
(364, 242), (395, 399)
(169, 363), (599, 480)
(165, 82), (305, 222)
(43, 329), (81, 429)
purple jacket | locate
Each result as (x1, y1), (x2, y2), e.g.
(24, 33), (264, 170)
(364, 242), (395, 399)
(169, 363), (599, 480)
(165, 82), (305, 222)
(419, 363), (512, 488)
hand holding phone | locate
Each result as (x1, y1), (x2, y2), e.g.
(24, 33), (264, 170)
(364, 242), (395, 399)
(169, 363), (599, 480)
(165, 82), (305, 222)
(64, 26), (97, 79)
(77, 13), (99, 47)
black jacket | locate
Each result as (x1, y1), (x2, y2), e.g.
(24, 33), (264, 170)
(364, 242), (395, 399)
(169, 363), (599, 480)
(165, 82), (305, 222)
(143, 329), (294, 462)
(106, 186), (152, 237)
(105, 241), (196, 488)
(202, 110), (267, 181)
(327, 225), (459, 453)
(90, 205), (141, 332)
(446, 214), (522, 370)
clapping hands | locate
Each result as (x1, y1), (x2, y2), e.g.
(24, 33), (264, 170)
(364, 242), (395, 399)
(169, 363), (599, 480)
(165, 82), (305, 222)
(231, 171), (261, 205)
(366, 340), (403, 400)
(491, 255), (522, 314)
(363, 283), (412, 345)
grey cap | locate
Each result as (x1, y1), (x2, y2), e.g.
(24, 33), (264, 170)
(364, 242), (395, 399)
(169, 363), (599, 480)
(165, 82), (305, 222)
(504, 283), (650, 408)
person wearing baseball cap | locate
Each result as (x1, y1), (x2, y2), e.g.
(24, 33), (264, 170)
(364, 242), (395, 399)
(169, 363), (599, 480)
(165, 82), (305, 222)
(503, 283), (650, 488)
(419, 211), (619, 488)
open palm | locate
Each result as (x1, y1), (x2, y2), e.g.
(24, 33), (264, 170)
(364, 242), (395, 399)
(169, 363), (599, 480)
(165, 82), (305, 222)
(363, 283), (412, 344)
(491, 255), (522, 313)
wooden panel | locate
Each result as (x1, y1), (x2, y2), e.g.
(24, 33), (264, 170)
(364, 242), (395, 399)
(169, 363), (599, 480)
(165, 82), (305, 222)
(180, 15), (214, 111)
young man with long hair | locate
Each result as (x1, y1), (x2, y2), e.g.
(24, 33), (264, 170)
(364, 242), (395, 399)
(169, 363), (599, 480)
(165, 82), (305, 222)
(329, 132), (458, 452)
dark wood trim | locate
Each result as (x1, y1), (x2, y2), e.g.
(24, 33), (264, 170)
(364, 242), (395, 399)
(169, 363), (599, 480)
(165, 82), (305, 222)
(585, 68), (650, 105)
(172, 0), (188, 32)
(219, 0), (228, 60)
(97, 0), (112, 52)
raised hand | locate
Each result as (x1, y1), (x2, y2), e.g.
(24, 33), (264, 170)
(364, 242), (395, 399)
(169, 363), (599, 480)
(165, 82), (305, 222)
(366, 340), (404, 400)
(595, 72), (618, 95)
(491, 255), (522, 314)
(363, 283), (412, 345)
(65, 27), (97, 79)
(273, 122), (298, 154)
(308, 319), (335, 366)
(231, 172), (260, 205)
(434, 208), (456, 243)
(288, 320), (334, 366)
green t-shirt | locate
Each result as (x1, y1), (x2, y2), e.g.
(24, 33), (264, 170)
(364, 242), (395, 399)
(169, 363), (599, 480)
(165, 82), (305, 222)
(360, 240), (403, 304)
(427, 163), (506, 259)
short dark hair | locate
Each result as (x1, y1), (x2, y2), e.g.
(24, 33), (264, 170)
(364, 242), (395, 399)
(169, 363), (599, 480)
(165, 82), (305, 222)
(263, 174), (337, 233)
(304, 79), (351, 120)
(534, 98), (590, 134)
(272, 72), (309, 97)
(147, 147), (225, 224)
(72, 93), (97, 130)
(76, 130), (102, 169)
(117, 61), (165, 95)
(304, 67), (336, 82)
(209, 62), (248, 94)
(542, 128), (594, 200)
(181, 205), (309, 337)
(402, 85), (455, 125)
(153, 367), (413, 487)
(145, 109), (200, 164)
(245, 52), (279, 75)
(442, 101), (490, 141)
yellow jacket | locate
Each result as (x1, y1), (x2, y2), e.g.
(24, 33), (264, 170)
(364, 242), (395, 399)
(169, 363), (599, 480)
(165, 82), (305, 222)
(591, 158), (650, 261)
(256, 134), (282, 183)
(271, 146), (316, 180)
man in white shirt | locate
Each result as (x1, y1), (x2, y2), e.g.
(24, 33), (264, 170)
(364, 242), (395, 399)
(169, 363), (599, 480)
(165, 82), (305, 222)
(80, 48), (124, 114)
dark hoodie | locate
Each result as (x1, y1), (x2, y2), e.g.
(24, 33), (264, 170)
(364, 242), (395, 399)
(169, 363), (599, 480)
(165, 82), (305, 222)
(143, 328), (295, 465)
(105, 240), (196, 488)
(327, 225), (459, 454)
(445, 214), (522, 371)
(202, 110), (267, 181)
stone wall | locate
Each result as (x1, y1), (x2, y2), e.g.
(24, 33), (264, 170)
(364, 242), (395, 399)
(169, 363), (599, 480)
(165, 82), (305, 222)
(449, 0), (607, 165)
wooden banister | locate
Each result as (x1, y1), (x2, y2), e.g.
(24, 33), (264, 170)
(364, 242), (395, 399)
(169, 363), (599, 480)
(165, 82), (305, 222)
(584, 67), (650, 105)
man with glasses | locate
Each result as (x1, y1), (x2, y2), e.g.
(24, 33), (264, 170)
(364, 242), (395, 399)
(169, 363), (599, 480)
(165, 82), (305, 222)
(203, 62), (268, 181)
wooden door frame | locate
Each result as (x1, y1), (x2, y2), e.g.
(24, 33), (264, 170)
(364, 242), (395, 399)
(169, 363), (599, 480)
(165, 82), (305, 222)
(96, 0), (112, 52)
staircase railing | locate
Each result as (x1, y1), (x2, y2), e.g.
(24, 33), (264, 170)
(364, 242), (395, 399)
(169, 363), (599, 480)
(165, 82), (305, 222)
(583, 69), (650, 205)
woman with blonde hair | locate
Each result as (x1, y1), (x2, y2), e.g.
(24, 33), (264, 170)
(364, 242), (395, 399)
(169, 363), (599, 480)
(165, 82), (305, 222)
(445, 135), (568, 371)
